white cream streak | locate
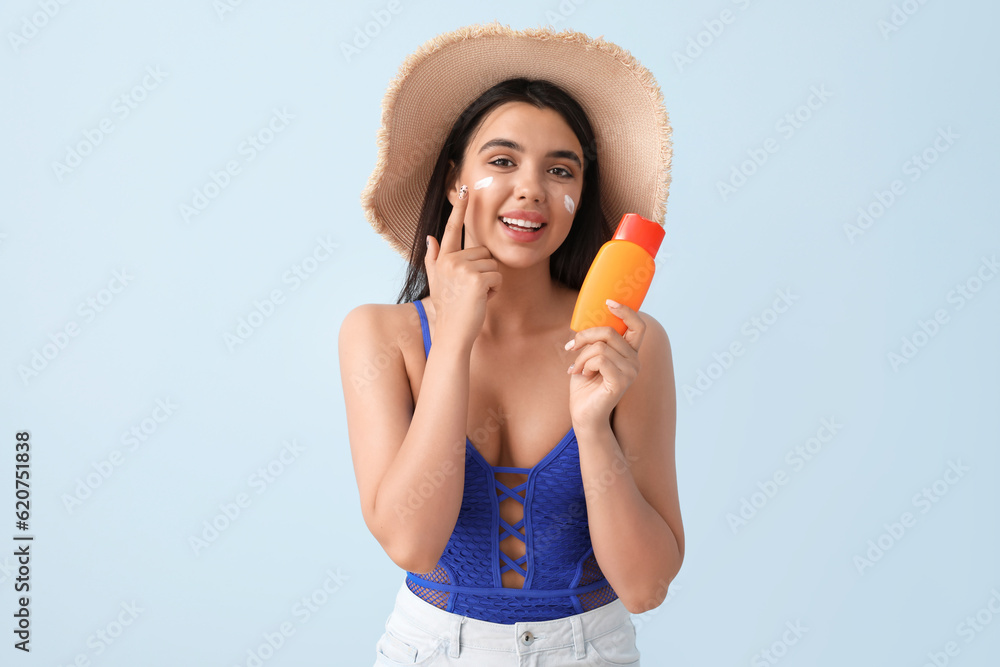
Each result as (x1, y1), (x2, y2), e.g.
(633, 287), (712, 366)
(473, 176), (493, 190)
(564, 194), (576, 214)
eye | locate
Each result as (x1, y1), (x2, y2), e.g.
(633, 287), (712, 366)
(488, 157), (574, 178)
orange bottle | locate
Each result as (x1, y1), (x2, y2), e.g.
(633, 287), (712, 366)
(570, 213), (664, 334)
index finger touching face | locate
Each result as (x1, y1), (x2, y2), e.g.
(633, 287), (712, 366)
(440, 184), (469, 255)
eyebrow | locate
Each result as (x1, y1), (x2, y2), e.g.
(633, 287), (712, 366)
(477, 137), (582, 169)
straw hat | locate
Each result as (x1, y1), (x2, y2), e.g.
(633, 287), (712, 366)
(360, 21), (672, 260)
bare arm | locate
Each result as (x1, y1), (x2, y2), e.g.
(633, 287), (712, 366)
(339, 303), (473, 573)
(573, 313), (683, 613)
(343, 181), (500, 573)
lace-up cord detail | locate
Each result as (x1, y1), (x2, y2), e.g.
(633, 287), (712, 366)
(494, 470), (529, 579)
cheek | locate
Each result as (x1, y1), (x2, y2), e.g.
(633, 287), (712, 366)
(473, 176), (493, 190)
(563, 194), (576, 215)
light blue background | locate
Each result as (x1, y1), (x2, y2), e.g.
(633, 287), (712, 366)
(2, 0), (998, 665)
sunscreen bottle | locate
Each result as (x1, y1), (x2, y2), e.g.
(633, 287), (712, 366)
(570, 213), (664, 334)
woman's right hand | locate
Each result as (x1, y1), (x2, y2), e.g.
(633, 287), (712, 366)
(424, 184), (502, 348)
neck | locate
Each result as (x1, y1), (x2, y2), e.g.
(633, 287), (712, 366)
(479, 259), (570, 339)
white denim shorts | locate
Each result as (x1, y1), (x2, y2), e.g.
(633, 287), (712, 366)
(373, 580), (641, 666)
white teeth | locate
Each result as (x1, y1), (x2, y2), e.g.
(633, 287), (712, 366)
(501, 216), (543, 229)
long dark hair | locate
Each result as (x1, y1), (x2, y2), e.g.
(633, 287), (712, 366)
(394, 78), (611, 305)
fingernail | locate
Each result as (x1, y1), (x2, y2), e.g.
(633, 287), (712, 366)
(564, 338), (575, 350)
(567, 364), (574, 374)
(426, 235), (431, 247)
(606, 299), (621, 309)
(458, 185), (468, 200)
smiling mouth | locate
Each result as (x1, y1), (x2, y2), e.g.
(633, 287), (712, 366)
(498, 216), (546, 232)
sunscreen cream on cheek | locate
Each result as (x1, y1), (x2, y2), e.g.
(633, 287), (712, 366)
(564, 194), (576, 214)
(474, 176), (493, 190)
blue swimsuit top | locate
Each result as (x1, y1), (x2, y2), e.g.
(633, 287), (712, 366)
(404, 300), (619, 623)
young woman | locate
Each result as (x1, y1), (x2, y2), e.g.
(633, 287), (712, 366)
(341, 23), (683, 666)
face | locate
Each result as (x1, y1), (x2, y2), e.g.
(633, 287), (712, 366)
(446, 102), (585, 265)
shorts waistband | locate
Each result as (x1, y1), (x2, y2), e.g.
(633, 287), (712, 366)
(389, 579), (632, 659)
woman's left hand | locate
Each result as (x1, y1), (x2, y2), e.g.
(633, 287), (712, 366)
(565, 299), (646, 430)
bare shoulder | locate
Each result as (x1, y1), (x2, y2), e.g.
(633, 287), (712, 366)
(339, 303), (383, 357)
(338, 301), (418, 365)
(635, 309), (672, 362)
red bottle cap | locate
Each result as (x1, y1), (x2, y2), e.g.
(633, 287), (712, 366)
(612, 213), (665, 258)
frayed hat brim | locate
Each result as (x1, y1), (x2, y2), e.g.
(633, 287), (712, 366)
(361, 21), (672, 260)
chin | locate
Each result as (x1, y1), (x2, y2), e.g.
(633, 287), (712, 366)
(492, 245), (555, 268)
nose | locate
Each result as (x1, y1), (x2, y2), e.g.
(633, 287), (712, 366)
(514, 165), (546, 204)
